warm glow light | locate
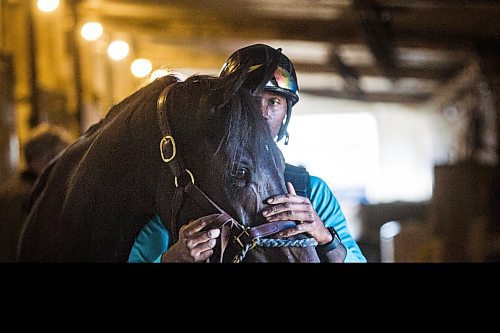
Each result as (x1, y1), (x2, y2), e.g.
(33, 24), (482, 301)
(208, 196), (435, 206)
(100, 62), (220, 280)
(37, 0), (59, 12)
(148, 69), (187, 82)
(81, 22), (103, 41)
(148, 69), (170, 81)
(107, 40), (129, 61)
(131, 59), (152, 78)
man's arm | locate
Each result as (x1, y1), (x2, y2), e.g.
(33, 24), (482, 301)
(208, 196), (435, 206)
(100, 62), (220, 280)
(309, 176), (367, 263)
(128, 215), (169, 263)
(128, 214), (220, 263)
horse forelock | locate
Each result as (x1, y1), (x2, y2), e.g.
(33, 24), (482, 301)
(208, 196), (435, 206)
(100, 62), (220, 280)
(219, 92), (273, 178)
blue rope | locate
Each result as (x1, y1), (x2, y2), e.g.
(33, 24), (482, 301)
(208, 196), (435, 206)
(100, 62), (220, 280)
(232, 237), (318, 263)
(257, 238), (318, 248)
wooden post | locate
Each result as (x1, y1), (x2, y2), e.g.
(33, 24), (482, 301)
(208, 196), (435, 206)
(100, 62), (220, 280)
(0, 54), (16, 183)
(475, 42), (500, 166)
(27, 1), (39, 128)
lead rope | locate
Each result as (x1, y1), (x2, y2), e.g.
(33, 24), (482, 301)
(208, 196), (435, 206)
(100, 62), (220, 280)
(232, 237), (318, 263)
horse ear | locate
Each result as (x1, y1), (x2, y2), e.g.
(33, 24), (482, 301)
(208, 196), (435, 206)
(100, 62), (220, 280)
(248, 47), (281, 96)
(215, 59), (252, 109)
(215, 48), (281, 109)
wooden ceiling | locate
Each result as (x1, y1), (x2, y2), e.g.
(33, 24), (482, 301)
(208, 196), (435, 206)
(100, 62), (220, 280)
(77, 0), (500, 104)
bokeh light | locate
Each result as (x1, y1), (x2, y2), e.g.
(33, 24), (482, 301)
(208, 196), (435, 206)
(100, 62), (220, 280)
(131, 59), (153, 78)
(107, 40), (129, 61)
(37, 0), (60, 12)
(81, 22), (103, 41)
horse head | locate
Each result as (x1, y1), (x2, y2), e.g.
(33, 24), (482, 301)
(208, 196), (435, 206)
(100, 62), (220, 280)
(158, 62), (319, 262)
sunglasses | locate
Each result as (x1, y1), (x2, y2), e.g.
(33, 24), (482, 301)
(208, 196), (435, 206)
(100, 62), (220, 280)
(249, 64), (297, 93)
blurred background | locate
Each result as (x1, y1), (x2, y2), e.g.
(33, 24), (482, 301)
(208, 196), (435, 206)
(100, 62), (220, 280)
(1, 0), (499, 262)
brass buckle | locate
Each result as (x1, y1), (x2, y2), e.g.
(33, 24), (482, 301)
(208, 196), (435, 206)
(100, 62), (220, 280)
(160, 135), (176, 163)
(233, 227), (256, 249)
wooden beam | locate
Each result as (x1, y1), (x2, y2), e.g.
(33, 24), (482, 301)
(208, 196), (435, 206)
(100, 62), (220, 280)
(301, 88), (430, 104)
(295, 62), (456, 81)
(378, 0), (500, 10)
(328, 51), (363, 95)
(79, 0), (500, 45)
(131, 38), (462, 85)
(134, 39), (460, 82)
(99, 16), (359, 44)
(354, 0), (399, 79)
(425, 58), (481, 111)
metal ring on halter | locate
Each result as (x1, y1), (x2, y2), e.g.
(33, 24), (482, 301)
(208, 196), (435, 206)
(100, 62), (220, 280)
(175, 169), (195, 187)
(160, 135), (176, 163)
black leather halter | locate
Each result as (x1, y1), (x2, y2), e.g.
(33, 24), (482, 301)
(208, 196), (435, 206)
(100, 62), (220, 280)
(156, 81), (296, 262)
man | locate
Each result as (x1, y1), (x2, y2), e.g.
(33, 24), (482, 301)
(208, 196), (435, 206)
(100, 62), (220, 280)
(128, 44), (366, 263)
(0, 124), (73, 262)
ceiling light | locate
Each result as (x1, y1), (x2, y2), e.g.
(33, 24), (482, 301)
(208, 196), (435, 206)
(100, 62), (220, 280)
(131, 59), (153, 78)
(107, 40), (129, 61)
(37, 0), (59, 12)
(81, 22), (103, 41)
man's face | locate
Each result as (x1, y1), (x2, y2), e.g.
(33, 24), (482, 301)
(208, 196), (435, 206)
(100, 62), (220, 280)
(260, 91), (287, 138)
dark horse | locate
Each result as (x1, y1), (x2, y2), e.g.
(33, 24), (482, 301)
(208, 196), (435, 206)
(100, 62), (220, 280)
(17, 58), (324, 262)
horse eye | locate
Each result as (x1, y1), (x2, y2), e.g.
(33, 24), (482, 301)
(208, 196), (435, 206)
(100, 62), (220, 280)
(235, 168), (248, 180)
(231, 167), (249, 182)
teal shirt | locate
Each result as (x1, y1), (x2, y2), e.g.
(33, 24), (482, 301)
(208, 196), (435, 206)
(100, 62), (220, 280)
(128, 214), (169, 263)
(128, 175), (366, 263)
(308, 176), (366, 263)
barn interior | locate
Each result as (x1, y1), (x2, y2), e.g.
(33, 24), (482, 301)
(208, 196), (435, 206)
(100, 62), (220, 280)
(1, 0), (499, 262)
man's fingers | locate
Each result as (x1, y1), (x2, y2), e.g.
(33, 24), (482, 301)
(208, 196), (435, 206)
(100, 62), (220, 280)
(263, 201), (293, 217)
(277, 223), (312, 238)
(191, 239), (217, 262)
(265, 210), (314, 223)
(266, 193), (309, 204)
(196, 249), (214, 263)
(181, 214), (221, 237)
(186, 228), (220, 248)
(286, 182), (297, 195)
(263, 203), (314, 220)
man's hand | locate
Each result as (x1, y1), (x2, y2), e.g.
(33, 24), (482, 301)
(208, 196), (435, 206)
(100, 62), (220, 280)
(262, 182), (333, 245)
(161, 214), (221, 262)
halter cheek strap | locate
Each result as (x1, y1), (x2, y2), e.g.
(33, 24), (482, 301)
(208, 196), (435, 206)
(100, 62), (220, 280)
(157, 82), (185, 179)
(276, 98), (292, 144)
(157, 82), (188, 239)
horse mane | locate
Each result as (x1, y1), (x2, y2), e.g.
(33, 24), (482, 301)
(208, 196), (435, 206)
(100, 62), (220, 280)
(82, 75), (179, 140)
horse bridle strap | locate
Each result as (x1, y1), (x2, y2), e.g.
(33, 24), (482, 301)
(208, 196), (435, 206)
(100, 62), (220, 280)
(157, 81), (184, 179)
